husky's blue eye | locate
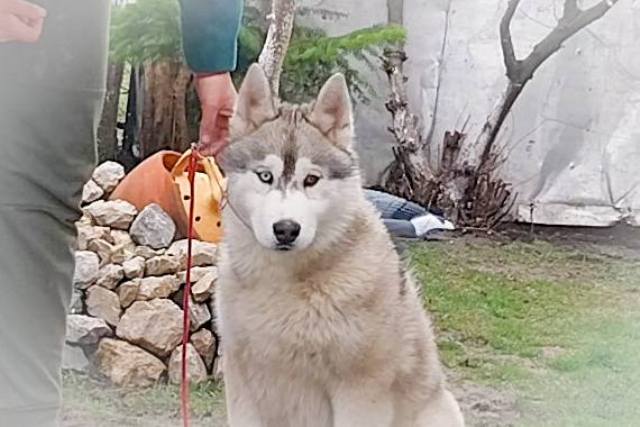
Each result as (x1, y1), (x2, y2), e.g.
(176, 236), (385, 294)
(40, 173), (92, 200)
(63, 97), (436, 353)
(257, 171), (273, 185)
(303, 174), (320, 188)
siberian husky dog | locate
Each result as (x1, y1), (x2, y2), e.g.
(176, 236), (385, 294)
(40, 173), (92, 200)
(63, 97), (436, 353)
(215, 64), (465, 427)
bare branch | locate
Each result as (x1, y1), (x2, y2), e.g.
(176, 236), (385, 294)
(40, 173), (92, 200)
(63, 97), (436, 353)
(473, 0), (619, 181)
(567, 0), (618, 28)
(425, 0), (452, 148)
(499, 0), (522, 80)
(562, 0), (580, 21)
(517, 0), (619, 83)
(258, 0), (296, 96)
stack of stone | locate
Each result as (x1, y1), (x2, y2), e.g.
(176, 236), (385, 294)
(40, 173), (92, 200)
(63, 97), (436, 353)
(64, 161), (220, 388)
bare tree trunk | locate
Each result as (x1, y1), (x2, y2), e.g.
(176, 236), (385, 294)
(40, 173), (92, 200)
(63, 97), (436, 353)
(138, 64), (154, 159)
(472, 81), (524, 167)
(97, 62), (124, 162)
(139, 62), (165, 159)
(171, 65), (192, 153)
(118, 67), (139, 171)
(382, 50), (440, 204)
(138, 61), (194, 159)
(386, 0), (403, 24)
(258, 0), (296, 96)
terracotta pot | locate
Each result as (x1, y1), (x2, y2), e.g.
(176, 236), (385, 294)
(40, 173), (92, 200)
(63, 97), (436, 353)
(110, 150), (226, 243)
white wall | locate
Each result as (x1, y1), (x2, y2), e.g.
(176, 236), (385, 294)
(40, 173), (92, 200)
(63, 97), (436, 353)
(271, 0), (640, 226)
(405, 0), (640, 226)
(295, 0), (395, 186)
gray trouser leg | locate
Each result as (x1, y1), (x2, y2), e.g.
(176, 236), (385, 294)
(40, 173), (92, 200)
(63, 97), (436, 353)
(0, 90), (105, 426)
(0, 207), (76, 426)
(0, 1), (109, 424)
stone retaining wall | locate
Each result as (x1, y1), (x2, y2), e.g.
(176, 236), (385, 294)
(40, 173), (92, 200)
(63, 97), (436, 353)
(64, 161), (220, 387)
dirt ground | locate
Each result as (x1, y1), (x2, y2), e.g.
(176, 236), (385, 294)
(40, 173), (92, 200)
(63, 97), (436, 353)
(62, 225), (640, 427)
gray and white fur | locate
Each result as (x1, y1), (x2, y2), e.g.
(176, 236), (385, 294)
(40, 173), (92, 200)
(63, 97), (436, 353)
(215, 64), (465, 427)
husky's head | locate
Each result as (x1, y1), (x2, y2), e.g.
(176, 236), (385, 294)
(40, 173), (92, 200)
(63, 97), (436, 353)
(219, 64), (361, 252)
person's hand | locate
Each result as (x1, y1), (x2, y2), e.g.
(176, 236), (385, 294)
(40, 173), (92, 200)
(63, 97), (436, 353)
(195, 72), (237, 156)
(0, 0), (47, 43)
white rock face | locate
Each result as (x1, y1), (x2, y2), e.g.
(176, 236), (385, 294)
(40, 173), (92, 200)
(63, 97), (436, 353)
(66, 314), (112, 345)
(130, 204), (176, 249)
(116, 299), (183, 357)
(92, 161), (125, 193)
(95, 338), (166, 388)
(73, 251), (100, 289)
(167, 239), (217, 268)
(145, 255), (181, 276)
(82, 179), (104, 204)
(86, 286), (122, 327)
(122, 256), (145, 279)
(135, 276), (180, 301)
(84, 200), (137, 230)
(192, 270), (217, 303)
(96, 264), (125, 290)
(168, 344), (207, 385)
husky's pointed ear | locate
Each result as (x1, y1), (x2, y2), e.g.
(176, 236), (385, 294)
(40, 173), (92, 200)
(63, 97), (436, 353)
(308, 73), (353, 148)
(232, 64), (277, 135)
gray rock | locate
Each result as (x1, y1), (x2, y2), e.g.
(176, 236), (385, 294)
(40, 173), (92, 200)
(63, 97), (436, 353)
(130, 204), (176, 249)
(189, 299), (211, 331)
(69, 290), (84, 314)
(95, 338), (166, 388)
(136, 276), (180, 301)
(190, 328), (216, 370)
(168, 343), (207, 385)
(116, 299), (183, 357)
(73, 251), (100, 289)
(76, 224), (111, 251)
(66, 314), (112, 345)
(192, 270), (217, 303)
(77, 213), (93, 226)
(96, 264), (125, 290)
(110, 246), (135, 265)
(145, 255), (181, 276)
(176, 266), (218, 285)
(86, 286), (122, 327)
(92, 161), (125, 194)
(62, 344), (90, 372)
(118, 279), (140, 308)
(110, 229), (136, 252)
(82, 179), (104, 205)
(134, 245), (164, 259)
(122, 256), (145, 279)
(84, 200), (137, 230)
(167, 239), (218, 268)
(211, 355), (223, 382)
(87, 238), (115, 267)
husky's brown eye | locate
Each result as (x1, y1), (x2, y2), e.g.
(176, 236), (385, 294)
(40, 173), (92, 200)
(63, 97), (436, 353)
(256, 171), (273, 185)
(303, 174), (320, 188)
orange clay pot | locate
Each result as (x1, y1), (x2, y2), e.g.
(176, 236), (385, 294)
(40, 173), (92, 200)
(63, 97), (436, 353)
(110, 150), (226, 243)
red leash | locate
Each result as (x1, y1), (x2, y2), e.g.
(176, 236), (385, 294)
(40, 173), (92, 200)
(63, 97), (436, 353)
(181, 146), (200, 427)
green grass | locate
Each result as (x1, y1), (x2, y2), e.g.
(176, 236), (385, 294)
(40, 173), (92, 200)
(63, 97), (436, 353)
(410, 238), (640, 426)
(63, 374), (226, 426)
(63, 237), (640, 426)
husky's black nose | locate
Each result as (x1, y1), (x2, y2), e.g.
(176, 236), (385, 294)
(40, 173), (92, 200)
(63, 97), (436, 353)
(273, 220), (301, 245)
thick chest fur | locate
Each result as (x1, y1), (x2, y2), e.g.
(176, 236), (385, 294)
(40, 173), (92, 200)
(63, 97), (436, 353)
(217, 270), (390, 380)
